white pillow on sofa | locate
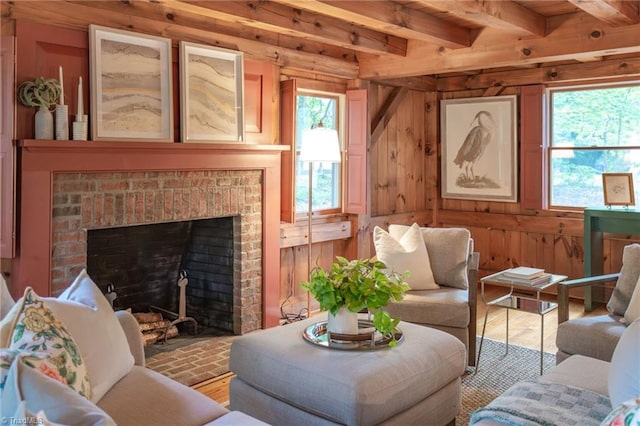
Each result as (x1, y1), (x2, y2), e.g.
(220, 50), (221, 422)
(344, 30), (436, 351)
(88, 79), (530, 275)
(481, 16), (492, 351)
(608, 318), (640, 407)
(1, 287), (92, 399)
(373, 223), (438, 290)
(1, 350), (115, 425)
(42, 269), (134, 403)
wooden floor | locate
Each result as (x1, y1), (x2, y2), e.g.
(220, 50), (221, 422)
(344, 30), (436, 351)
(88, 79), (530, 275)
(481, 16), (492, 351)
(192, 285), (609, 404)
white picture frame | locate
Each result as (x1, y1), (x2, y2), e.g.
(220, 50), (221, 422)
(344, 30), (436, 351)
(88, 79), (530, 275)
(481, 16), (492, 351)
(180, 41), (244, 143)
(89, 25), (173, 142)
(441, 95), (518, 202)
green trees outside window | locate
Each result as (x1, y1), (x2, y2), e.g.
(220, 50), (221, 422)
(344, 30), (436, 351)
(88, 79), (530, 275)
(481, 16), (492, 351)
(549, 84), (640, 208)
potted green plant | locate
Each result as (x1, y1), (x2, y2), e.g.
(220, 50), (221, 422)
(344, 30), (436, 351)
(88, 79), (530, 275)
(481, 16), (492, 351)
(301, 256), (410, 347)
(17, 77), (62, 139)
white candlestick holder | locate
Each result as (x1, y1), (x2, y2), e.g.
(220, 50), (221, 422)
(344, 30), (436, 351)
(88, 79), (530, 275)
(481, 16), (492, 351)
(55, 104), (69, 140)
(72, 115), (88, 141)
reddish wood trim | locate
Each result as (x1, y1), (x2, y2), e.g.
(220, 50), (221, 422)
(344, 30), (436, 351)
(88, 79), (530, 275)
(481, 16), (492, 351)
(1, 34), (15, 258)
(244, 59), (275, 145)
(520, 85), (546, 210)
(14, 140), (287, 328)
(279, 79), (296, 223)
(15, 21), (89, 141)
(345, 89), (368, 215)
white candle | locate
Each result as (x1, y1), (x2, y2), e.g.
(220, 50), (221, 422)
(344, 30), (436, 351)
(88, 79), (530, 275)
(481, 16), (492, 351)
(77, 76), (84, 117)
(59, 66), (64, 105)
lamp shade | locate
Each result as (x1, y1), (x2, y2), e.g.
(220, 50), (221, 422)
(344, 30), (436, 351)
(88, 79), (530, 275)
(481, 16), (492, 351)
(300, 126), (341, 163)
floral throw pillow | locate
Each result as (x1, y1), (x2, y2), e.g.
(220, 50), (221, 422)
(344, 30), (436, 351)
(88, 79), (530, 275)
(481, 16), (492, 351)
(600, 397), (640, 426)
(4, 287), (91, 399)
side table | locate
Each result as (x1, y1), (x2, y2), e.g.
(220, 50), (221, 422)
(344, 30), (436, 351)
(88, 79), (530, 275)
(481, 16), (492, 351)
(476, 271), (567, 375)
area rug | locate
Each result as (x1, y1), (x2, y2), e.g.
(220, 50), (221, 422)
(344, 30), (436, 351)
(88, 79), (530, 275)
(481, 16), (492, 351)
(457, 337), (556, 425)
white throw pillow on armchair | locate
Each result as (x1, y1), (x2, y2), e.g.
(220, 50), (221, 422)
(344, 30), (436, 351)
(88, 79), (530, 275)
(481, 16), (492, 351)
(373, 223), (438, 290)
(389, 225), (471, 289)
(623, 275), (640, 324)
(607, 244), (640, 316)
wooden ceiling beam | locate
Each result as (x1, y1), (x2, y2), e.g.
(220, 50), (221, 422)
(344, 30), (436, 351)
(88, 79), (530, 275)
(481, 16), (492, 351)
(437, 56), (640, 91)
(414, 0), (546, 37)
(567, 0), (640, 26)
(8, 1), (359, 79)
(358, 13), (640, 79)
(69, 0), (357, 61)
(371, 76), (437, 92)
(170, 0), (407, 56)
(272, 0), (472, 49)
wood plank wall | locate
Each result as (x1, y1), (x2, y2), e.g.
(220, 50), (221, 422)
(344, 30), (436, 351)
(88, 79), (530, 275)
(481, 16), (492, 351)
(280, 81), (640, 317)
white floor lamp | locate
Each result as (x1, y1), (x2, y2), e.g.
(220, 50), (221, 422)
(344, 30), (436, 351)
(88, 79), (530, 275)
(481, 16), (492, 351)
(299, 123), (341, 318)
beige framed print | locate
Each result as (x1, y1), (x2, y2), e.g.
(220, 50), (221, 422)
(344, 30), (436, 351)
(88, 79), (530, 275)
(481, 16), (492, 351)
(441, 95), (518, 202)
(179, 41), (244, 143)
(89, 25), (173, 142)
(603, 173), (635, 206)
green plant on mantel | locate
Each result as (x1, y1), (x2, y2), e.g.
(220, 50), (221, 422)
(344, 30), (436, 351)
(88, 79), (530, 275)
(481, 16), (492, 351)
(301, 256), (410, 346)
(17, 77), (61, 109)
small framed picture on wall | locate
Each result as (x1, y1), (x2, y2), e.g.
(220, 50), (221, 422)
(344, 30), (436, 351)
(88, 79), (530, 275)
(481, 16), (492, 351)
(602, 173), (635, 206)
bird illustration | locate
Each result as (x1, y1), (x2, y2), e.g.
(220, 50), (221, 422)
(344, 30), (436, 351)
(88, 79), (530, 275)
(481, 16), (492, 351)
(453, 110), (496, 181)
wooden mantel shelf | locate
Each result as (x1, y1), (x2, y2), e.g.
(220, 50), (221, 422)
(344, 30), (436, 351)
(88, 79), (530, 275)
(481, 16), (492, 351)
(19, 139), (289, 153)
(18, 139), (289, 174)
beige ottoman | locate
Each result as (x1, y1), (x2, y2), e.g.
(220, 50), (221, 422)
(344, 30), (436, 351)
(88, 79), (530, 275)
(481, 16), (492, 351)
(229, 317), (466, 426)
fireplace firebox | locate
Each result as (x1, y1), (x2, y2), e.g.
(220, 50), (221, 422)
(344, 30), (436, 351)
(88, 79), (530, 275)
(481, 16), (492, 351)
(87, 217), (236, 331)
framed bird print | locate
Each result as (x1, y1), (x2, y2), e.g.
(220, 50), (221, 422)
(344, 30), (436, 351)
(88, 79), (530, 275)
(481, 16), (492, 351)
(440, 95), (518, 202)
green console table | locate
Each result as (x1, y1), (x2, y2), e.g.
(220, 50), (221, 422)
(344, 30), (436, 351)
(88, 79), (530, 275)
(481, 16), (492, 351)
(583, 207), (640, 310)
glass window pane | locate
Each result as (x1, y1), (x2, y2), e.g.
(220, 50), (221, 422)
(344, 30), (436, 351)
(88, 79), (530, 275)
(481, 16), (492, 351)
(295, 93), (341, 214)
(551, 86), (640, 148)
(550, 148), (640, 207)
(549, 83), (640, 208)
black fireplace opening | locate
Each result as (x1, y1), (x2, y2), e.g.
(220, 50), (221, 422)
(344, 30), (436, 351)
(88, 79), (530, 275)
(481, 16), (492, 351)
(87, 217), (235, 332)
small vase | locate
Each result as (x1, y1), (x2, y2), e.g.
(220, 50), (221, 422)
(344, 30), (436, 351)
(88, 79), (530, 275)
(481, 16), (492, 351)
(34, 106), (54, 139)
(327, 307), (358, 335)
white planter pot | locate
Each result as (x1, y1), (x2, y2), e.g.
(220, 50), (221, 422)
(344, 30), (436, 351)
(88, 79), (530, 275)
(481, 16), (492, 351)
(327, 306), (358, 335)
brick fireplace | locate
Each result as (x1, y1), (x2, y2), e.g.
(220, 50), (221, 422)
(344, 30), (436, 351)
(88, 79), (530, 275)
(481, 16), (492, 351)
(13, 140), (286, 329)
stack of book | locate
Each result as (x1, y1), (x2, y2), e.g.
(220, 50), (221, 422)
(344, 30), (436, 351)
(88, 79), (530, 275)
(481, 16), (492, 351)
(494, 267), (552, 286)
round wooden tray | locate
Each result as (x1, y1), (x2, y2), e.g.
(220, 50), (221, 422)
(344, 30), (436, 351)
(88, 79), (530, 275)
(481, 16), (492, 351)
(302, 319), (403, 350)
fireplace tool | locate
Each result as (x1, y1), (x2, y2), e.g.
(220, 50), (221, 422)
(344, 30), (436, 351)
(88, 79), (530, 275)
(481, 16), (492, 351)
(151, 270), (198, 343)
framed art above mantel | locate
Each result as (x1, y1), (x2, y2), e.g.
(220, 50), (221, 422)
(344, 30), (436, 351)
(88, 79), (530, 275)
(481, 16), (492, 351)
(180, 41), (245, 143)
(89, 25), (173, 142)
(441, 95), (518, 203)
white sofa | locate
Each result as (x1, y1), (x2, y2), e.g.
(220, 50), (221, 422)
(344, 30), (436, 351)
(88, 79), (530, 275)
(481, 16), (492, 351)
(469, 319), (640, 425)
(0, 271), (267, 426)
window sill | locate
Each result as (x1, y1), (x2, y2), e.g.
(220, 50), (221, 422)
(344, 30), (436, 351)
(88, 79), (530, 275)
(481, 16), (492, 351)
(280, 219), (351, 248)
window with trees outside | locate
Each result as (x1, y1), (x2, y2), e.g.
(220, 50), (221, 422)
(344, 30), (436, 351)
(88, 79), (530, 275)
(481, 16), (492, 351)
(548, 83), (640, 208)
(295, 90), (345, 215)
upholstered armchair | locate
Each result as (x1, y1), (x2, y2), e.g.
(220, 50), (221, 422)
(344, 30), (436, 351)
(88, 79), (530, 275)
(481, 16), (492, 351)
(556, 243), (640, 363)
(375, 224), (479, 366)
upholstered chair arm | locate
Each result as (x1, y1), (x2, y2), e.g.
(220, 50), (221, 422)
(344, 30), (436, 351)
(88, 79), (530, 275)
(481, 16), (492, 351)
(557, 273), (620, 324)
(115, 310), (146, 367)
(466, 251), (480, 367)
